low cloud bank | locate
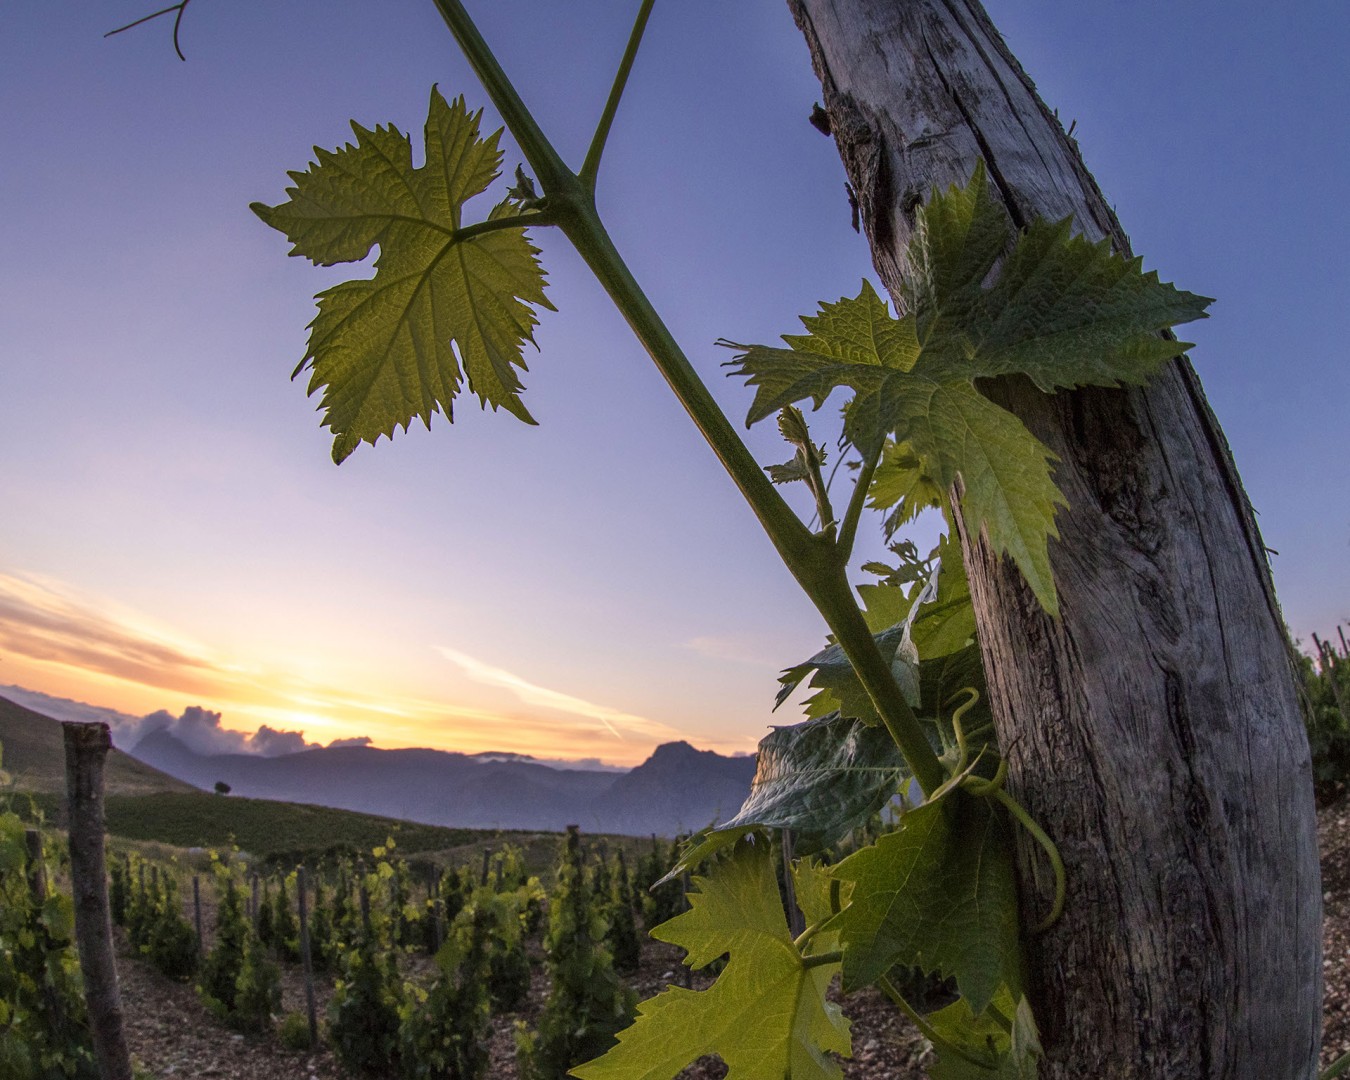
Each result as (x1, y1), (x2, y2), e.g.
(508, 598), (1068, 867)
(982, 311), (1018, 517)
(1, 685), (366, 758)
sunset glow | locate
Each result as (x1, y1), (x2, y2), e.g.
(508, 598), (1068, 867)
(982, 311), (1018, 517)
(1, 3), (1345, 773)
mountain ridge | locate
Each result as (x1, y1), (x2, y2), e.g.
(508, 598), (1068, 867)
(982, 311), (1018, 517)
(128, 723), (755, 838)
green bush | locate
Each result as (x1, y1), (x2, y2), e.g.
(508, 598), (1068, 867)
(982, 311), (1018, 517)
(1301, 634), (1350, 799)
(0, 812), (99, 1080)
(328, 869), (403, 1074)
(230, 936), (282, 1033)
(516, 827), (634, 1080)
(277, 1011), (313, 1052)
(199, 864), (249, 1013)
(398, 904), (494, 1080)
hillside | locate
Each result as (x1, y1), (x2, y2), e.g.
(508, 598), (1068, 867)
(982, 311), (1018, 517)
(130, 729), (757, 837)
(0, 694), (195, 796)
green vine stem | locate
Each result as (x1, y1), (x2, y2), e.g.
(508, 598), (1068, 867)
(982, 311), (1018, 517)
(793, 918), (828, 952)
(428, 0), (948, 797)
(835, 437), (883, 562)
(580, 0), (656, 191)
(989, 787), (1065, 933)
(878, 974), (995, 1070)
(1321, 1049), (1350, 1080)
(800, 949), (843, 969)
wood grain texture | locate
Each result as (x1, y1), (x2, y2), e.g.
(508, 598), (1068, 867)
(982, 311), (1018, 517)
(64, 721), (133, 1080)
(787, 1), (1322, 1075)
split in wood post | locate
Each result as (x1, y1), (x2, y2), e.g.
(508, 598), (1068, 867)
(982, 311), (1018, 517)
(63, 722), (132, 1080)
(296, 866), (319, 1049)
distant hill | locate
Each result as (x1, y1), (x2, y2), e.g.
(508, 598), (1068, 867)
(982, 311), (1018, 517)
(0, 694), (196, 797)
(130, 729), (756, 837)
(591, 740), (760, 837)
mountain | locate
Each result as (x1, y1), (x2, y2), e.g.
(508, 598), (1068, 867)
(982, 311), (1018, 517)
(590, 740), (758, 837)
(0, 694), (196, 796)
(128, 728), (756, 837)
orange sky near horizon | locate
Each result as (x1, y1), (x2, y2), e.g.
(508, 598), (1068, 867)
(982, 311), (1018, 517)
(0, 569), (742, 767)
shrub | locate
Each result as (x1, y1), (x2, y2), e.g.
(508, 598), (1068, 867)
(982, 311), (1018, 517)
(328, 872), (403, 1074)
(398, 903), (494, 1080)
(516, 827), (634, 1080)
(278, 1011), (313, 1052)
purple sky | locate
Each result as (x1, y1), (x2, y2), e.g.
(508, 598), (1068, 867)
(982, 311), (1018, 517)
(1, 1), (1346, 764)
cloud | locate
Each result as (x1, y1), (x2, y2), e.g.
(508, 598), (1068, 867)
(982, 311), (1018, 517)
(131, 705), (319, 757)
(0, 683), (323, 759)
(436, 645), (684, 743)
(0, 571), (236, 698)
(327, 735), (373, 749)
(249, 724), (313, 756)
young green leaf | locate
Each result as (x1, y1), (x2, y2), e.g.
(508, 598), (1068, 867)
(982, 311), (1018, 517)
(827, 789), (1021, 1015)
(571, 843), (850, 1080)
(700, 713), (912, 857)
(724, 164), (1212, 613)
(867, 440), (944, 535)
(925, 988), (1042, 1079)
(252, 87), (553, 463)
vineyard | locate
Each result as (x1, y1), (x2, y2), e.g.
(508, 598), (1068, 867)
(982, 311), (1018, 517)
(1, 628), (1345, 1080)
(3, 634), (1350, 1079)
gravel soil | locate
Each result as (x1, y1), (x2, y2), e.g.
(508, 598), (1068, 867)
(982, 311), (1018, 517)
(119, 799), (1350, 1078)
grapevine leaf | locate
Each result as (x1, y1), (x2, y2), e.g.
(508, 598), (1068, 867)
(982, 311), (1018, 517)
(571, 843), (850, 1080)
(926, 991), (1042, 1079)
(775, 624), (910, 724)
(868, 441), (944, 535)
(828, 789), (1021, 1014)
(252, 87), (553, 463)
(908, 534), (976, 660)
(724, 164), (1211, 613)
(854, 583), (909, 635)
(714, 713), (911, 854)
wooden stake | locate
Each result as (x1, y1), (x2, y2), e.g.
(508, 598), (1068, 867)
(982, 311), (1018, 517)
(63, 722), (132, 1080)
(296, 866), (318, 1049)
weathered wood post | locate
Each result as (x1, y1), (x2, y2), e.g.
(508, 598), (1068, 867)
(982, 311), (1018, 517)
(480, 847), (491, 887)
(788, 1), (1321, 1073)
(63, 722), (132, 1080)
(296, 865), (319, 1048)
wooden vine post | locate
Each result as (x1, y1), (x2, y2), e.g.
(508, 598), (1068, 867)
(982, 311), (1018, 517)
(296, 865), (319, 1048)
(63, 721), (133, 1080)
(789, 2), (1321, 1075)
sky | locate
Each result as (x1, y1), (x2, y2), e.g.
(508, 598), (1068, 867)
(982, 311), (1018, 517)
(0, 1), (1346, 767)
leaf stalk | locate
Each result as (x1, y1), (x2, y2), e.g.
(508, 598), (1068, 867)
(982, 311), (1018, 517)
(580, 0), (657, 192)
(836, 438), (883, 561)
(878, 975), (996, 1070)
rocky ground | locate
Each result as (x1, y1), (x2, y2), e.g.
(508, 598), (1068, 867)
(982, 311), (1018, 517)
(118, 798), (1350, 1078)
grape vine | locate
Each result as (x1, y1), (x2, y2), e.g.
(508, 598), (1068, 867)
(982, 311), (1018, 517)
(247, 1), (1212, 1075)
